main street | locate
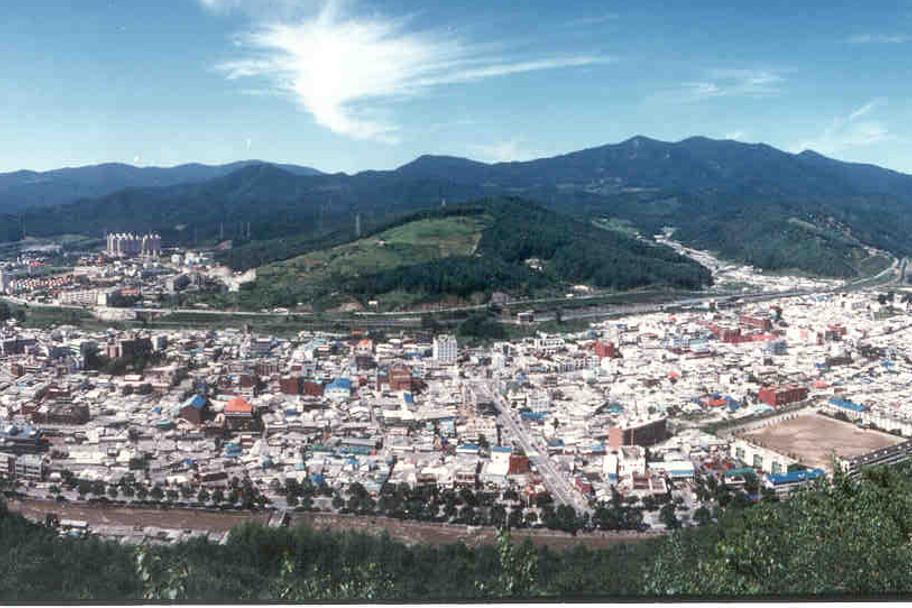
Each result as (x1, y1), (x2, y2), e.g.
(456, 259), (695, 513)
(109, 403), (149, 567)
(473, 380), (593, 516)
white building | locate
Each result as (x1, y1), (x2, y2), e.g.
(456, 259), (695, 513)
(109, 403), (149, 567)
(0, 268), (12, 295)
(433, 334), (458, 364)
(105, 232), (161, 258)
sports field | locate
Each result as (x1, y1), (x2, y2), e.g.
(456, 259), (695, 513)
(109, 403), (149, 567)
(740, 413), (904, 471)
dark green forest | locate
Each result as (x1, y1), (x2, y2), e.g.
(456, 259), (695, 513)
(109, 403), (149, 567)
(6, 464), (912, 601)
(239, 198), (713, 310)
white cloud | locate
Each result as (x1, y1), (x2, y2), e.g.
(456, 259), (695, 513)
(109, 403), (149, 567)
(847, 33), (910, 44)
(723, 130), (746, 141)
(198, 0), (316, 18)
(211, 1), (610, 141)
(680, 69), (785, 101)
(470, 139), (541, 163)
(796, 98), (894, 155)
(564, 13), (619, 28)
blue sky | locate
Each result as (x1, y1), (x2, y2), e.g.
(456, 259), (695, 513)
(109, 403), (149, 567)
(2, 0), (912, 173)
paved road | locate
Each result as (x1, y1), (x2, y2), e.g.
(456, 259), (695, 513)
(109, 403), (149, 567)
(473, 380), (592, 516)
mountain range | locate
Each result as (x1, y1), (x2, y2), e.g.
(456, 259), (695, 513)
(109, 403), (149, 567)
(2, 136), (911, 283)
(0, 160), (322, 211)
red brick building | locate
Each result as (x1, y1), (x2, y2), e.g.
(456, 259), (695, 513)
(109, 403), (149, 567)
(739, 314), (773, 331)
(757, 384), (809, 407)
(593, 341), (617, 359)
(388, 364), (413, 391)
(302, 381), (324, 397)
(607, 418), (668, 448)
(279, 375), (302, 395)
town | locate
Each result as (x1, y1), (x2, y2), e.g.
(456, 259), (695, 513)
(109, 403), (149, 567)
(2, 235), (912, 546)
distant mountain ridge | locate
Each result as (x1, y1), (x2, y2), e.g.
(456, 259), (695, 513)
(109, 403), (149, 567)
(393, 136), (912, 201)
(0, 160), (322, 211)
(3, 136), (912, 279)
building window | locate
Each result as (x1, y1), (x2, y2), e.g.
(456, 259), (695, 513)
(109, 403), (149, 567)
(771, 462), (782, 475)
(752, 454), (763, 469)
(736, 447), (745, 460)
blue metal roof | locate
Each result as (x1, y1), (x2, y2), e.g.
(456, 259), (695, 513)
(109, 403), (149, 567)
(327, 378), (352, 390)
(829, 397), (865, 413)
(766, 468), (825, 485)
(182, 394), (206, 410)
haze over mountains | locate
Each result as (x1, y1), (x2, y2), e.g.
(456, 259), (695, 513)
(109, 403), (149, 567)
(0, 160), (322, 211)
(4, 135), (912, 280)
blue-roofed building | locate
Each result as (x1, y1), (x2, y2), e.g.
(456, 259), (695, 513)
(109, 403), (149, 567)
(223, 442), (242, 458)
(828, 397), (866, 413)
(325, 377), (353, 400)
(0, 424), (46, 454)
(764, 467), (826, 497)
(648, 459), (696, 480)
(177, 394), (208, 425)
(456, 443), (480, 455)
(521, 411), (545, 423)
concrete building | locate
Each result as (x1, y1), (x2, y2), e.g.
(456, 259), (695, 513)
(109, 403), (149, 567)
(105, 232), (161, 258)
(433, 334), (458, 364)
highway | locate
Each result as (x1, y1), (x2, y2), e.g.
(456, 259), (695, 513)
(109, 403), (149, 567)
(473, 380), (593, 516)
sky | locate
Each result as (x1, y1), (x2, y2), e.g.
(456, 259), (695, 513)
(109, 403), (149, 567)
(2, 0), (912, 174)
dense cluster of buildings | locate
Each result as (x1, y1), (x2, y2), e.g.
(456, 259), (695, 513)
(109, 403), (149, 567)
(1, 284), (912, 536)
(0, 238), (256, 310)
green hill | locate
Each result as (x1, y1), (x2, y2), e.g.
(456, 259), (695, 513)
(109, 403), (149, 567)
(233, 198), (712, 311)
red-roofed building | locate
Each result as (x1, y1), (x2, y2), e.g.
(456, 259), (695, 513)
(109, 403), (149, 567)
(224, 396), (257, 431)
(758, 385), (808, 407)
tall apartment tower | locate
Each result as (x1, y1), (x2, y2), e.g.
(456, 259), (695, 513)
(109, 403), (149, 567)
(105, 233), (162, 258)
(0, 268), (12, 295)
(433, 334), (458, 364)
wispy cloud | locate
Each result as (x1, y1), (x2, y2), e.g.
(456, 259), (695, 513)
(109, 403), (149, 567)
(470, 139), (541, 163)
(564, 12), (619, 28)
(209, 1), (610, 142)
(652, 68), (786, 103)
(681, 69), (785, 100)
(846, 33), (910, 44)
(198, 0), (316, 18)
(795, 98), (894, 155)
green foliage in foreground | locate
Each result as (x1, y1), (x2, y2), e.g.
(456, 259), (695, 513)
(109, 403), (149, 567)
(7, 464), (912, 601)
(0, 500), (655, 602)
(646, 465), (912, 597)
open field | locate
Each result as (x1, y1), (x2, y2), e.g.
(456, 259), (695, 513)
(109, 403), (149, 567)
(740, 413), (905, 471)
(244, 215), (490, 311)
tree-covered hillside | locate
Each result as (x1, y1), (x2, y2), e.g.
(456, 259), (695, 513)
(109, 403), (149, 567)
(231, 198), (712, 311)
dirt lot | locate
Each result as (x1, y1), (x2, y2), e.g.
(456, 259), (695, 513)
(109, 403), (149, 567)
(290, 511), (663, 550)
(8, 497), (271, 532)
(7, 497), (661, 550)
(741, 413), (905, 471)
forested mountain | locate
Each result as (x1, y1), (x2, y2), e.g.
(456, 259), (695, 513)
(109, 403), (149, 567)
(237, 198), (712, 311)
(3, 136), (912, 278)
(0, 160), (321, 211)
